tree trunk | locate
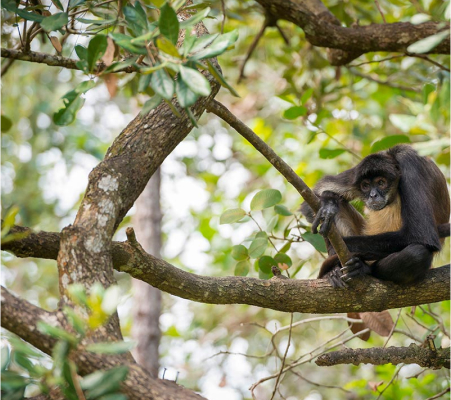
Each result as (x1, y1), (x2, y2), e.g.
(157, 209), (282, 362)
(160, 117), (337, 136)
(131, 169), (162, 378)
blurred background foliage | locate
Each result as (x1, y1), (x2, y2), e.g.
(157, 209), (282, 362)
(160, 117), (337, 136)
(1, 0), (450, 398)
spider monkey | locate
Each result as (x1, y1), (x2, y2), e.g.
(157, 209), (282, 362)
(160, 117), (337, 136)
(301, 145), (450, 288)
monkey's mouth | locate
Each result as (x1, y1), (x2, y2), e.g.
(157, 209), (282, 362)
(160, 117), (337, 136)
(367, 200), (387, 211)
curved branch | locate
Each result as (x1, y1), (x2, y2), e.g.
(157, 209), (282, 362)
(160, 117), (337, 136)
(0, 48), (136, 73)
(206, 99), (351, 265)
(255, 0), (450, 65)
(315, 344), (450, 369)
(3, 225), (449, 313)
(1, 286), (205, 400)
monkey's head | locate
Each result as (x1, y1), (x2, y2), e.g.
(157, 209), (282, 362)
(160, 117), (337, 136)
(354, 153), (400, 211)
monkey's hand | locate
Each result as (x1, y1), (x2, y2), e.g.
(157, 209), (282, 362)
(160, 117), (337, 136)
(312, 191), (339, 236)
(340, 257), (371, 283)
(325, 266), (348, 288)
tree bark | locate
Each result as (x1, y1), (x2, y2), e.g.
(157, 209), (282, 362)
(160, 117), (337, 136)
(131, 169), (162, 378)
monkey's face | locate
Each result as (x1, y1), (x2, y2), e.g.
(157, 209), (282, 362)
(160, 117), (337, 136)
(360, 176), (393, 211)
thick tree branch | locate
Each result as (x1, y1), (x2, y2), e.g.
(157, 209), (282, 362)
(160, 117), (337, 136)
(255, 0), (450, 65)
(206, 99), (351, 264)
(1, 286), (205, 400)
(0, 48), (136, 73)
(3, 226), (449, 314)
(315, 344), (450, 369)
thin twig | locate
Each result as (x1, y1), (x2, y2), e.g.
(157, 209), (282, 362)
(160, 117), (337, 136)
(238, 20), (268, 83)
(290, 370), (351, 393)
(426, 387), (450, 400)
(376, 365), (403, 400)
(383, 309), (402, 348)
(270, 313), (293, 400)
(409, 54), (451, 72)
(348, 68), (421, 92)
(373, 0), (387, 23)
(349, 55), (404, 67)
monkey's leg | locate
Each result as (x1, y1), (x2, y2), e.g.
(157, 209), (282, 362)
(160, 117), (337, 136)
(341, 244), (433, 284)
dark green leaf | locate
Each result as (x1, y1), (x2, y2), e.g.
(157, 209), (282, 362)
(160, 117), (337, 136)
(110, 33), (147, 55)
(189, 30), (238, 60)
(319, 148), (346, 159)
(75, 80), (96, 94)
(159, 3), (179, 45)
(53, 90), (85, 126)
(274, 204), (293, 216)
(300, 88), (314, 104)
(250, 189), (282, 210)
(258, 255), (276, 273)
(2, 0), (45, 22)
(279, 241), (291, 253)
(274, 253), (292, 267)
(87, 34), (108, 72)
(234, 260), (250, 276)
(69, 0), (86, 9)
(175, 77), (199, 108)
(40, 12), (68, 32)
(140, 95), (163, 116)
(86, 341), (135, 354)
(220, 208), (246, 224)
(283, 106), (307, 119)
(179, 7), (210, 28)
(231, 245), (248, 261)
(50, 0), (64, 10)
(422, 83), (435, 104)
(206, 59), (239, 97)
(1, 115), (13, 132)
(302, 232), (327, 253)
(150, 68), (175, 100)
(179, 65), (211, 96)
(370, 135), (411, 153)
(138, 74), (152, 93)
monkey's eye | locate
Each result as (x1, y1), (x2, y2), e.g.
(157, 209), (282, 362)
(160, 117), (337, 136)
(377, 178), (387, 189)
(360, 181), (370, 191)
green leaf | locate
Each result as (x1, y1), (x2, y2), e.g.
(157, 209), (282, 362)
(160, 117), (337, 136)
(407, 30), (450, 54)
(248, 236), (268, 258)
(176, 76), (199, 108)
(319, 148), (346, 159)
(291, 261), (306, 278)
(67, 283), (88, 306)
(75, 80), (96, 94)
(179, 7), (210, 28)
(87, 34), (108, 72)
(123, 3), (148, 35)
(130, 26), (160, 45)
(63, 307), (86, 335)
(274, 253), (292, 267)
(234, 260), (250, 276)
(258, 255), (275, 274)
(37, 322), (78, 344)
(188, 33), (219, 54)
(250, 189), (282, 210)
(156, 36), (181, 58)
(138, 74), (151, 93)
(274, 204), (293, 216)
(14, 353), (38, 375)
(53, 90), (85, 126)
(220, 208), (246, 224)
(80, 366), (129, 398)
(1, 115), (13, 132)
(206, 59), (239, 97)
(389, 114), (417, 132)
(150, 68), (175, 100)
(283, 106), (307, 120)
(370, 135), (411, 153)
(1, 346), (10, 372)
(40, 12), (68, 32)
(266, 215), (278, 232)
(231, 244), (248, 260)
(69, 0), (86, 9)
(302, 232), (327, 253)
(1, 0), (45, 22)
(300, 88), (314, 104)
(104, 56), (138, 73)
(140, 95), (163, 116)
(279, 241), (291, 253)
(179, 65), (211, 96)
(189, 30), (239, 60)
(86, 341), (135, 354)
(110, 33), (147, 55)
(50, 0), (64, 10)
(159, 3), (179, 45)
(422, 83), (435, 104)
(140, 62), (168, 75)
(185, 107), (198, 128)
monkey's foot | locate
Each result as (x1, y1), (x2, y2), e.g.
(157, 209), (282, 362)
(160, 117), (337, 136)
(327, 266), (348, 288)
(340, 257), (371, 283)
